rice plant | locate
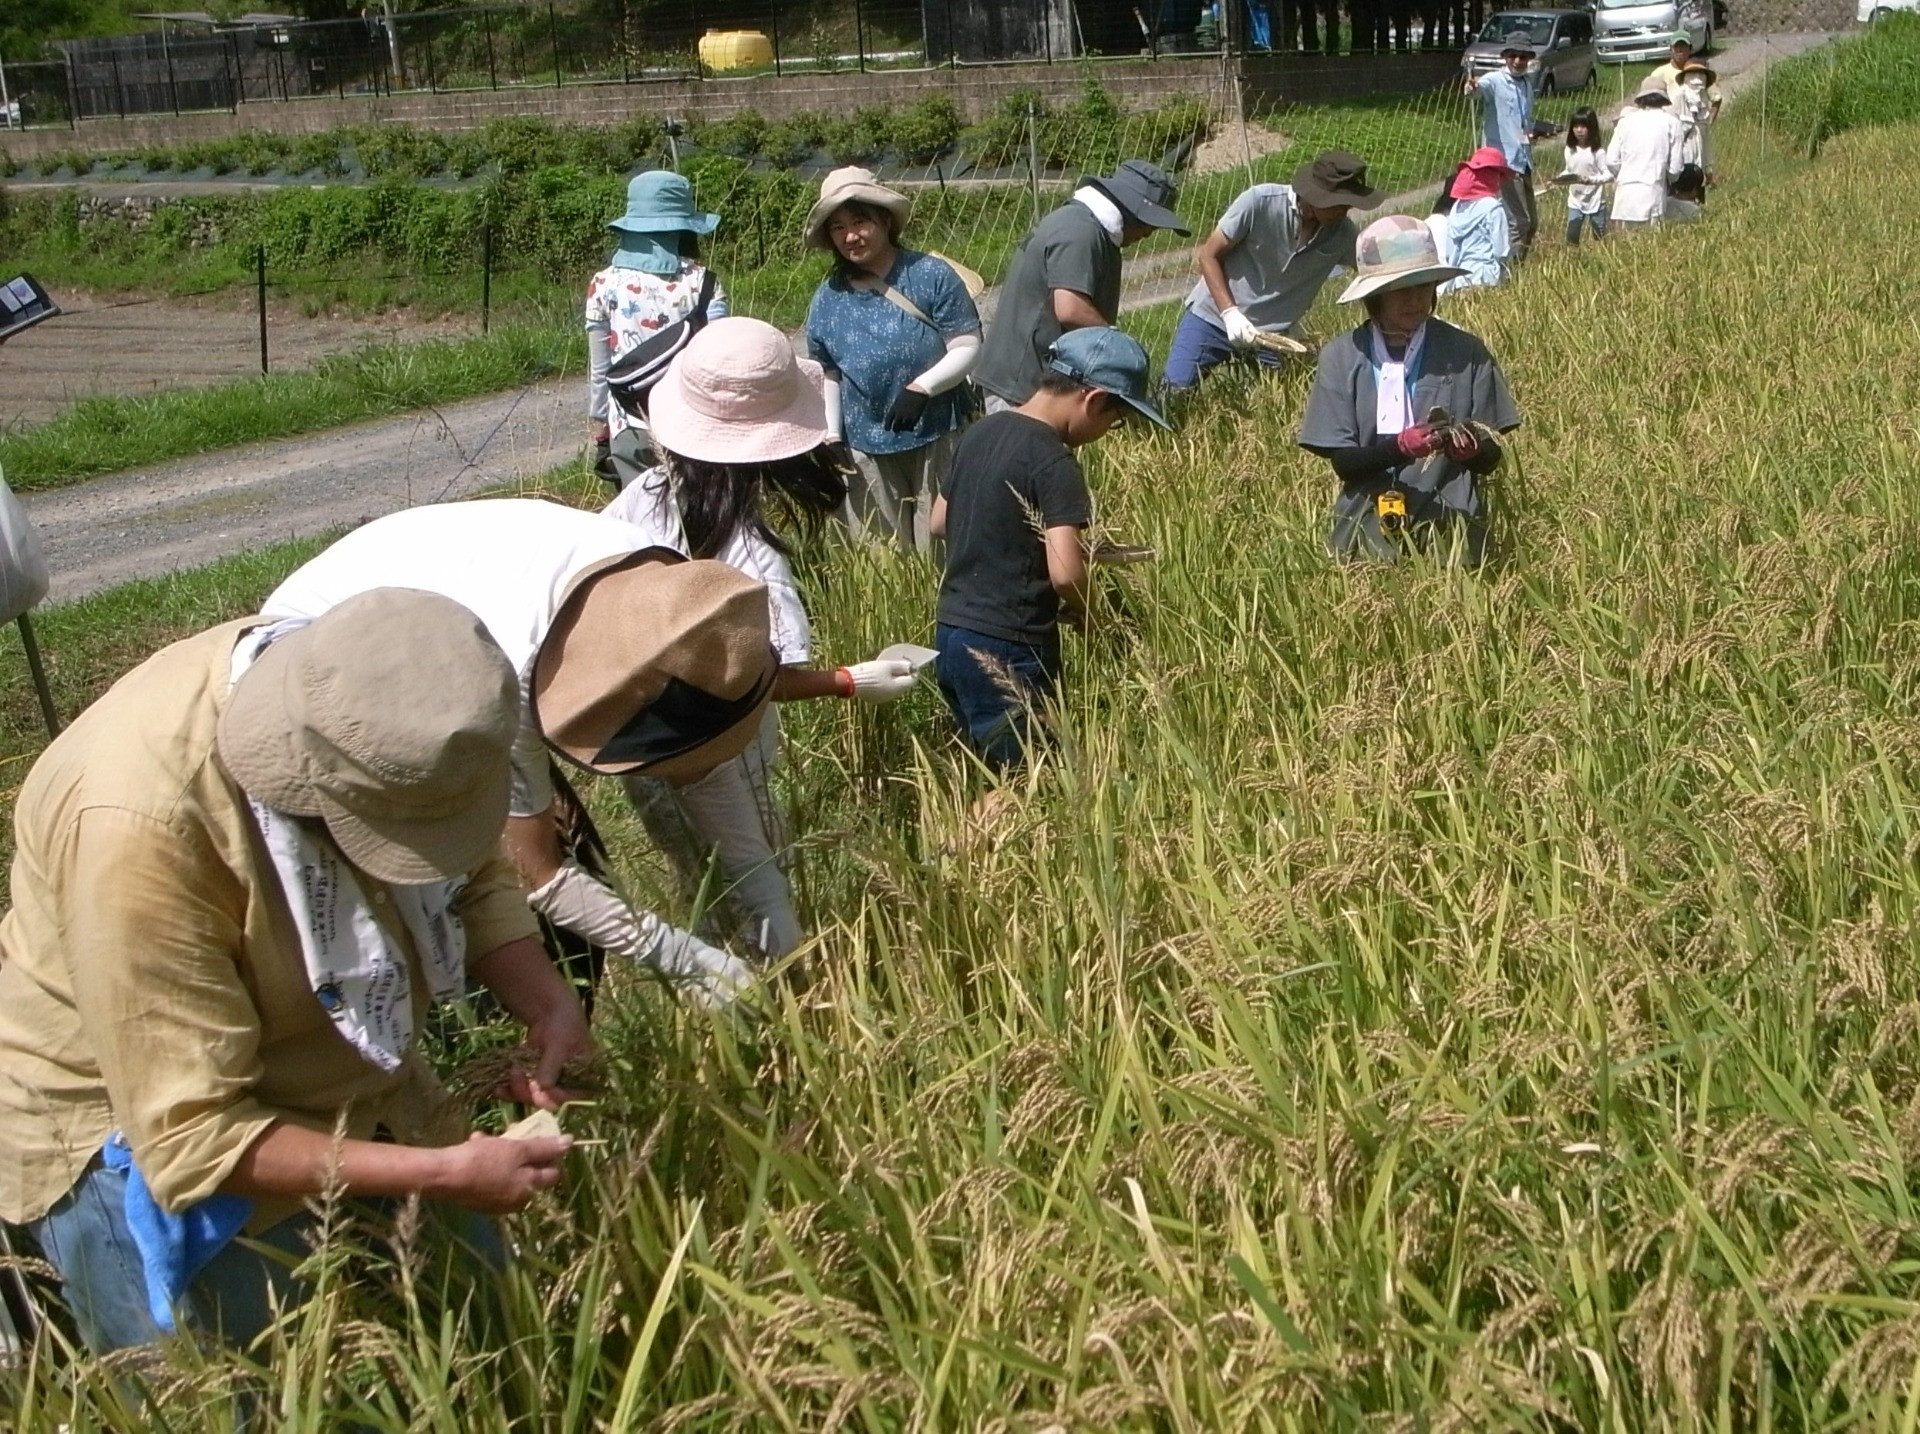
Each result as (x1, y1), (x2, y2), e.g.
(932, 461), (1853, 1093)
(8, 105), (1920, 1434)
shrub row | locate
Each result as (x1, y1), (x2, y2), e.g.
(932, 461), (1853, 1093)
(1746, 13), (1920, 156)
(0, 83), (1206, 183)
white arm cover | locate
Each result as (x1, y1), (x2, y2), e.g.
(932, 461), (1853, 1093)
(527, 863), (753, 1007)
(586, 325), (612, 421)
(823, 373), (844, 442)
(909, 333), (981, 397)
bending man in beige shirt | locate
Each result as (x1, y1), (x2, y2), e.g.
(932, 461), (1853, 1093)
(0, 590), (592, 1354)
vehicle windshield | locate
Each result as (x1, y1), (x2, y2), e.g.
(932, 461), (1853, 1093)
(1478, 13), (1554, 42)
(1595, 0), (1665, 10)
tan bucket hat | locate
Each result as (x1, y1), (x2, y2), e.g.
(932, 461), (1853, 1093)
(1338, 214), (1468, 303)
(217, 588), (520, 885)
(804, 166), (912, 250)
(532, 552), (778, 783)
(1634, 74), (1674, 105)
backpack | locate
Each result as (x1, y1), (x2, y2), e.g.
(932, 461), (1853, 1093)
(605, 267), (720, 419)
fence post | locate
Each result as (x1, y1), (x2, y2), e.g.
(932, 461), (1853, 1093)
(1233, 68), (1254, 184)
(257, 246), (269, 375)
(1026, 99), (1042, 223)
(63, 52), (80, 125)
(15, 616), (60, 738)
(110, 52), (125, 117)
(548, 0), (562, 86)
(484, 7), (499, 88)
(771, 11), (782, 77)
(1759, 38), (1769, 159)
(161, 22), (180, 114)
(481, 223), (493, 336)
(855, 0), (867, 70)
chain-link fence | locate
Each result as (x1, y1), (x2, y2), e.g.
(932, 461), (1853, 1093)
(1, 0), (1531, 128)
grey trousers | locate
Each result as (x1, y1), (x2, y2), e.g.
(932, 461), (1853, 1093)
(846, 432), (959, 556)
(1500, 171), (1539, 257)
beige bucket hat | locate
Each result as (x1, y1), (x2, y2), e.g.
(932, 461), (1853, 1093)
(1634, 74), (1674, 105)
(648, 316), (831, 466)
(804, 166), (913, 250)
(1337, 214), (1468, 303)
(532, 552), (778, 783)
(217, 588), (520, 885)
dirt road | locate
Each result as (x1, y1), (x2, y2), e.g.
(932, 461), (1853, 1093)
(19, 377), (578, 602)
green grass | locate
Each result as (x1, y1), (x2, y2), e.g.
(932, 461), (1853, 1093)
(0, 323), (582, 492)
(6, 101), (1920, 1426)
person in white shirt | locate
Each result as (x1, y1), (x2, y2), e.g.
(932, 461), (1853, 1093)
(605, 317), (926, 963)
(1609, 77), (1687, 228)
(1674, 61), (1718, 181)
(1556, 108), (1614, 246)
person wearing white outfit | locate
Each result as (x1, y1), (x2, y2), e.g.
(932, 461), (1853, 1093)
(1609, 77), (1688, 228)
(606, 317), (926, 963)
(263, 499), (785, 1008)
(1673, 61), (1718, 180)
(1557, 108), (1613, 246)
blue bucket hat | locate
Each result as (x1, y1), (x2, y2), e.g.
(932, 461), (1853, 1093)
(608, 171), (721, 237)
(1046, 327), (1171, 430)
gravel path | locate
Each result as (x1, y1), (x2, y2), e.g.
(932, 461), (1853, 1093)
(16, 31), (1834, 606)
(21, 378), (578, 602)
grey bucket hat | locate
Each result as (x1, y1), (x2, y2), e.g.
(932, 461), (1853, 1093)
(1499, 31), (1538, 55)
(1079, 159), (1190, 235)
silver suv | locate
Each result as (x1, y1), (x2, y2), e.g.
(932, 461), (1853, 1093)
(1593, 0), (1712, 61)
(1461, 10), (1599, 96)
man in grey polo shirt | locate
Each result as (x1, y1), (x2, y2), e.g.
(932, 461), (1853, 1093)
(1163, 150), (1384, 391)
(974, 159), (1188, 411)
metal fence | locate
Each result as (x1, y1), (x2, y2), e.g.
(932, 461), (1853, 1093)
(1, 0), (1504, 128)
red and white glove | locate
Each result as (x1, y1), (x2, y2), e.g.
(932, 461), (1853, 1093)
(836, 658), (917, 702)
(1395, 424), (1442, 460)
(1444, 427), (1481, 461)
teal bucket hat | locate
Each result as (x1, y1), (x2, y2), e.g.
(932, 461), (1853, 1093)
(608, 171), (721, 237)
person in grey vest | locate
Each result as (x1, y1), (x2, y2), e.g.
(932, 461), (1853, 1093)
(1163, 149), (1383, 390)
(1299, 215), (1521, 567)
(973, 160), (1188, 412)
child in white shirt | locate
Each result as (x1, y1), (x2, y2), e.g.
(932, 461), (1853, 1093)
(1559, 108), (1613, 246)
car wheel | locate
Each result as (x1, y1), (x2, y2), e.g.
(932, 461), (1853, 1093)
(1871, 5), (1892, 18)
(1540, 73), (1557, 96)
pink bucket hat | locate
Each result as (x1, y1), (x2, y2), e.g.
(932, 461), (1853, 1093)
(647, 316), (831, 465)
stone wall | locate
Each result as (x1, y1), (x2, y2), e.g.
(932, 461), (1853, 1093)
(0, 49), (1468, 164)
(1724, 0), (1853, 33)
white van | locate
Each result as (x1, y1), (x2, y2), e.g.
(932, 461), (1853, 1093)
(1593, 0), (1712, 61)
(1859, 0), (1920, 21)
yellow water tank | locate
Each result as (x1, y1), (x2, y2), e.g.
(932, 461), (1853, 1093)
(698, 30), (774, 72)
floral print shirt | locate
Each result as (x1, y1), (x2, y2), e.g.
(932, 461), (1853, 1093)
(584, 259), (729, 437)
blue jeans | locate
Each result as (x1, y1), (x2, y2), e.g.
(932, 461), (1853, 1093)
(1162, 309), (1286, 390)
(935, 623), (1060, 770)
(1566, 206), (1608, 245)
(24, 1159), (504, 1354)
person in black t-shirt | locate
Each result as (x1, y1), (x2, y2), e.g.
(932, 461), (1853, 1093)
(929, 327), (1169, 770)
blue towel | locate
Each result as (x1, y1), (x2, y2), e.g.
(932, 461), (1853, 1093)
(100, 1134), (253, 1333)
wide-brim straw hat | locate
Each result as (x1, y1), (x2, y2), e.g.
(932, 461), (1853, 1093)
(218, 589), (519, 885)
(609, 170), (721, 236)
(1679, 59), (1718, 84)
(1338, 214), (1467, 303)
(804, 166), (913, 250)
(1634, 75), (1674, 104)
(649, 316), (831, 466)
(532, 552), (778, 783)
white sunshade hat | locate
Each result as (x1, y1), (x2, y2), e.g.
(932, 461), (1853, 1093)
(1338, 214), (1469, 303)
(647, 316), (833, 466)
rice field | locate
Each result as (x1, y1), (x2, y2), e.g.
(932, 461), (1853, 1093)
(8, 73), (1920, 1434)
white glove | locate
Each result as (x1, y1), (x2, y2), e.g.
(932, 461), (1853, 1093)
(1221, 307), (1261, 350)
(527, 863), (754, 1008)
(837, 658), (917, 703)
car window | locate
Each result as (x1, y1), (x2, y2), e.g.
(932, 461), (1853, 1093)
(1479, 12), (1556, 41)
(1567, 14), (1591, 39)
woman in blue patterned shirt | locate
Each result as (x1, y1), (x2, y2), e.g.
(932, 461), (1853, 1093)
(803, 167), (982, 555)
